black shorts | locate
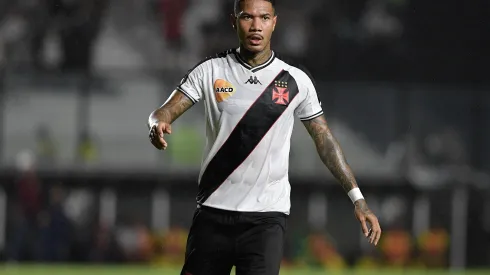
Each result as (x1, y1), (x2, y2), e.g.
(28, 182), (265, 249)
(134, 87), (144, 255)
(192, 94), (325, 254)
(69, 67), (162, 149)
(180, 205), (288, 275)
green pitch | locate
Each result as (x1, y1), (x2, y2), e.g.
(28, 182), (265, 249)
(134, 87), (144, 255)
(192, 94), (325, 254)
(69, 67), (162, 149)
(0, 265), (488, 275)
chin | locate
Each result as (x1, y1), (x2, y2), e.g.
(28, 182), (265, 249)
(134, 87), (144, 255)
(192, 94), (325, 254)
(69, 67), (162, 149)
(243, 43), (265, 53)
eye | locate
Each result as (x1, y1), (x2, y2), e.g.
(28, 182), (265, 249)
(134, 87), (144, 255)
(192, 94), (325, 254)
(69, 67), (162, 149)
(242, 15), (252, 20)
(263, 16), (271, 21)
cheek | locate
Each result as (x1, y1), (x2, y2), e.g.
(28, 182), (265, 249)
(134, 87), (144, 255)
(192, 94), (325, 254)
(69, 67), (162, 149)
(264, 24), (275, 38)
(238, 21), (250, 32)
(237, 25), (247, 38)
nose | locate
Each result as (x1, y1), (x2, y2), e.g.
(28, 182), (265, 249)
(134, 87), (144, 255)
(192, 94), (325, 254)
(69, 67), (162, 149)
(250, 17), (262, 32)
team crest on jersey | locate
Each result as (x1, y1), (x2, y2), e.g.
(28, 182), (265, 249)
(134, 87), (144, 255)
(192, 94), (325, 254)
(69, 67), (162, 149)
(214, 79), (236, 103)
(272, 81), (289, 105)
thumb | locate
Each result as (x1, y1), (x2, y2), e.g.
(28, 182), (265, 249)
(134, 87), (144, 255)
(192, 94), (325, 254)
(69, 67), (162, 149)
(360, 218), (369, 237)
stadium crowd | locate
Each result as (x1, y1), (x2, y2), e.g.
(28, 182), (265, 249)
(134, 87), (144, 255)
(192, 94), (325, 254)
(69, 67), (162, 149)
(0, 0), (407, 78)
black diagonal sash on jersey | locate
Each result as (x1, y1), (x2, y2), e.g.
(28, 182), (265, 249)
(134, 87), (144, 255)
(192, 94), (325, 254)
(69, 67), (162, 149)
(197, 70), (299, 204)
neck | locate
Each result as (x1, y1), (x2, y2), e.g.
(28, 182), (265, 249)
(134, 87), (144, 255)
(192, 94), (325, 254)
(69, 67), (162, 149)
(239, 45), (272, 68)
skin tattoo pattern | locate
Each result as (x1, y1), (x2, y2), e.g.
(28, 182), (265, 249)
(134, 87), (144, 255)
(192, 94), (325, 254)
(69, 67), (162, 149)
(152, 92), (194, 125)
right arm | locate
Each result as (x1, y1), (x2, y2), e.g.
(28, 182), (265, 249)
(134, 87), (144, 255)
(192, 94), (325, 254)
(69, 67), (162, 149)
(147, 91), (194, 150)
(147, 91), (194, 128)
(149, 58), (206, 150)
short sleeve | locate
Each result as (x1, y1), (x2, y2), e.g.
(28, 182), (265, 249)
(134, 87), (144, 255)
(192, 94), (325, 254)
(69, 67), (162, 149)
(176, 62), (206, 103)
(295, 74), (323, 121)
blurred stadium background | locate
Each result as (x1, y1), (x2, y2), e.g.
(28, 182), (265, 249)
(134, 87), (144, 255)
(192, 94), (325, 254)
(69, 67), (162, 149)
(0, 0), (489, 274)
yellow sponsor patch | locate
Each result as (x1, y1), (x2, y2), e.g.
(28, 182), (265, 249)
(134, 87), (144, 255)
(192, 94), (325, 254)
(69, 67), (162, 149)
(214, 79), (236, 102)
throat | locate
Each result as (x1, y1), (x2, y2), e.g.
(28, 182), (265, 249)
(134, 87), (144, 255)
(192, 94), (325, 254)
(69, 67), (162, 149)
(239, 47), (272, 68)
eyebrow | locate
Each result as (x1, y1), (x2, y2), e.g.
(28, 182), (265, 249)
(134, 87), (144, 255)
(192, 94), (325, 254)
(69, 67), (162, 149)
(236, 11), (273, 17)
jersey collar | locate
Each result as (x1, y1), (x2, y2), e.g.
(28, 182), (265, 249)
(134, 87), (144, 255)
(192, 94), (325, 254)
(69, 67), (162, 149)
(233, 48), (276, 73)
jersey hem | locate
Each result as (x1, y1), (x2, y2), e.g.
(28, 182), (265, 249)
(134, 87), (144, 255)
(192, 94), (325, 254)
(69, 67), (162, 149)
(176, 87), (198, 103)
(299, 110), (324, 121)
(199, 202), (290, 215)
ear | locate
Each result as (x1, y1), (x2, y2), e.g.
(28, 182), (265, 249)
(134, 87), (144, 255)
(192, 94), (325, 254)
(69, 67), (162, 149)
(229, 13), (237, 30)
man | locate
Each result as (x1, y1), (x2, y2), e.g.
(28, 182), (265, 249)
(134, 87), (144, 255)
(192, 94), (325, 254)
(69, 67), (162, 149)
(148, 1), (382, 274)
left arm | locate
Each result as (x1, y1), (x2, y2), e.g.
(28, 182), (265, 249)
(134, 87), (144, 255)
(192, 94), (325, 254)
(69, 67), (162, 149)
(302, 115), (357, 193)
(303, 115), (382, 245)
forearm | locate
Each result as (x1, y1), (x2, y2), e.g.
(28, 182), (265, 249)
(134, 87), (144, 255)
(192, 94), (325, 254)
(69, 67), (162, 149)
(148, 91), (193, 128)
(304, 117), (380, 242)
(303, 116), (358, 192)
(317, 132), (359, 192)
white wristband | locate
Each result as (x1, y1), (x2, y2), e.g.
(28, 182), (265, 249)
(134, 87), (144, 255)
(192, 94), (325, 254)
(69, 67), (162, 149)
(347, 188), (364, 204)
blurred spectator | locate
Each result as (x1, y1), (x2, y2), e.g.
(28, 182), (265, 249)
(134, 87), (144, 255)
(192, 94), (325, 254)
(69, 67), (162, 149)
(360, 0), (403, 39)
(182, 0), (222, 64)
(379, 227), (413, 267)
(50, 0), (108, 73)
(25, 0), (54, 70)
(296, 232), (347, 270)
(424, 127), (469, 166)
(90, 223), (124, 263)
(76, 131), (98, 164)
(115, 217), (152, 262)
(0, 5), (28, 67)
(159, 0), (187, 51)
(7, 150), (41, 261)
(152, 227), (187, 266)
(417, 228), (450, 268)
(35, 125), (58, 166)
(37, 185), (71, 262)
(275, 11), (309, 59)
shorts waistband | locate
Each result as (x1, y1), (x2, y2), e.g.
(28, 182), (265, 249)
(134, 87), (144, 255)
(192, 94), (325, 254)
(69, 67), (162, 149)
(198, 204), (287, 218)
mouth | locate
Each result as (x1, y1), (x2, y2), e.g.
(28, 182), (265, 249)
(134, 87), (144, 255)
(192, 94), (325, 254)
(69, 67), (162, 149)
(247, 34), (263, 46)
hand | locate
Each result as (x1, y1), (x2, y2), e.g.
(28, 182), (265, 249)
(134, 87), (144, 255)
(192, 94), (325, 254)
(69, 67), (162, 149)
(148, 121), (172, 150)
(354, 199), (382, 246)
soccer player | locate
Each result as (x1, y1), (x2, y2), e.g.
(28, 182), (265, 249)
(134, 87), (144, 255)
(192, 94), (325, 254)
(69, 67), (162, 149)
(147, 0), (382, 274)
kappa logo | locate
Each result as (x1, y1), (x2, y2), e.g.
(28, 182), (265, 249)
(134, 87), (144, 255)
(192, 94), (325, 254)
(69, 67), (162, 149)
(245, 76), (262, 85)
(272, 80), (289, 105)
(214, 79), (236, 103)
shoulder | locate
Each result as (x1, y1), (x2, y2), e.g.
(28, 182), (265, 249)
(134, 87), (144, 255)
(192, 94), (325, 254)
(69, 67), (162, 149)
(187, 49), (234, 73)
(274, 53), (316, 87)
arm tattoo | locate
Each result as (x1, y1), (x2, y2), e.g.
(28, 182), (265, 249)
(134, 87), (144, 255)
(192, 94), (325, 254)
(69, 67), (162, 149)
(355, 199), (371, 214)
(302, 115), (359, 192)
(148, 91), (194, 127)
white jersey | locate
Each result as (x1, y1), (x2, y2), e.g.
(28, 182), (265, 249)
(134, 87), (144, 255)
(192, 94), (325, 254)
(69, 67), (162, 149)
(177, 48), (323, 214)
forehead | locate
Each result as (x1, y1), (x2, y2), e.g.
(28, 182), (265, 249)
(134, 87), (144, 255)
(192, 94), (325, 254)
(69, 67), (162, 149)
(236, 0), (274, 15)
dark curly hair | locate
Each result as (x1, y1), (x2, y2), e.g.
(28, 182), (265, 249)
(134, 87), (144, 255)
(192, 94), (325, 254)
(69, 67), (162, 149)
(234, 0), (276, 15)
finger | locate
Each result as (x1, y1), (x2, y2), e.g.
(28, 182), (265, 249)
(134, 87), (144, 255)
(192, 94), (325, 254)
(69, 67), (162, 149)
(150, 136), (163, 149)
(149, 132), (160, 148)
(368, 220), (377, 244)
(360, 219), (369, 237)
(159, 137), (168, 149)
(374, 230), (381, 246)
(370, 228), (378, 245)
(151, 140), (163, 150)
(162, 124), (172, 135)
(369, 225), (375, 243)
(149, 132), (165, 150)
(155, 130), (166, 146)
(374, 226), (382, 246)
(156, 125), (164, 138)
(367, 219), (381, 245)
